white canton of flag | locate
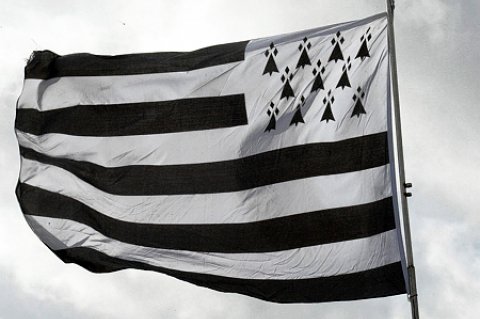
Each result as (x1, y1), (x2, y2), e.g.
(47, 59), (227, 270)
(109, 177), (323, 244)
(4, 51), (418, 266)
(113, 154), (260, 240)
(15, 13), (407, 302)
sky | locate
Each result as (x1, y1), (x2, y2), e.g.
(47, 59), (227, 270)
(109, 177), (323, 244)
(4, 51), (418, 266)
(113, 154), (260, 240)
(0, 0), (479, 318)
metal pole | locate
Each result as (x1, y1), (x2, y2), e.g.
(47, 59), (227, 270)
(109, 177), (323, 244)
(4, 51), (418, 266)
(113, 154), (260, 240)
(385, 1), (420, 319)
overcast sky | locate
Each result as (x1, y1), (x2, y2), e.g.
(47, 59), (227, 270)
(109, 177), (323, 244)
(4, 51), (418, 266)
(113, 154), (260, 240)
(1, 0), (479, 318)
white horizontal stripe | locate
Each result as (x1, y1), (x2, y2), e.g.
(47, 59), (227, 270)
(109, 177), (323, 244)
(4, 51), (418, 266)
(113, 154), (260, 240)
(18, 62), (241, 111)
(20, 158), (392, 224)
(26, 215), (401, 280)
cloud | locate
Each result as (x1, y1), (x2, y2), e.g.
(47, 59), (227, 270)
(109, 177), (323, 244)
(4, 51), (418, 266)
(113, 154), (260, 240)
(413, 213), (480, 318)
(0, 267), (87, 319)
(397, 0), (455, 43)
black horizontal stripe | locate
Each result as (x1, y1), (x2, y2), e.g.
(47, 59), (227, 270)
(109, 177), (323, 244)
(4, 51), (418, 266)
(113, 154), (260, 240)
(25, 41), (248, 79)
(17, 183), (395, 253)
(53, 247), (406, 303)
(19, 132), (389, 195)
(15, 95), (247, 136)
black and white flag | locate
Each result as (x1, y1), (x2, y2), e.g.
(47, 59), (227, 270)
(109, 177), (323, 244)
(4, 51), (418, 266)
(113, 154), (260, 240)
(15, 13), (408, 303)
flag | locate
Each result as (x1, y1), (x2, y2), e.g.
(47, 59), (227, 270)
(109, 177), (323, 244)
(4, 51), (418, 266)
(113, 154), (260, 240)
(15, 12), (408, 303)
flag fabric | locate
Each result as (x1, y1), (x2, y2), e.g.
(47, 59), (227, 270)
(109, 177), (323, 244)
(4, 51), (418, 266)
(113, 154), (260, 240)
(15, 12), (408, 303)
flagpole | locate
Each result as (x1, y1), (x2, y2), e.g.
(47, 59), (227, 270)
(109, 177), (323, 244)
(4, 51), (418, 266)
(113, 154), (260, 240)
(385, 1), (420, 319)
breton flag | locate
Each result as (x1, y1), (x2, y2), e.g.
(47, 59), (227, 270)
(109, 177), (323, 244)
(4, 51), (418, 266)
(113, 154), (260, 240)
(15, 13), (408, 303)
